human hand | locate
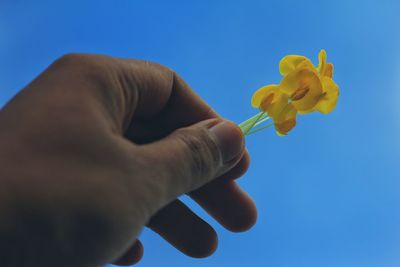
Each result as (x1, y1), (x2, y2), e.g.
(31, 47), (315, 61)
(0, 54), (257, 266)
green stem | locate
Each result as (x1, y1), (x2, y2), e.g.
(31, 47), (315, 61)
(246, 123), (274, 135)
(241, 111), (265, 136)
(238, 111), (267, 128)
(253, 116), (270, 127)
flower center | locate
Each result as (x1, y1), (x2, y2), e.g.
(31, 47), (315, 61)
(291, 87), (310, 101)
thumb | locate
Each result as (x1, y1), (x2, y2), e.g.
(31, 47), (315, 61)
(139, 118), (245, 205)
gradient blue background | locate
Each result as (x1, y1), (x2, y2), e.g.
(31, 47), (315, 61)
(1, 1), (399, 266)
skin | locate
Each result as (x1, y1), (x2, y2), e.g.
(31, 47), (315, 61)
(0, 54), (257, 267)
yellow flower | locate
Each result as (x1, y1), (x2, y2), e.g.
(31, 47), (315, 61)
(252, 84), (297, 135)
(279, 49), (339, 114)
(249, 50), (339, 135)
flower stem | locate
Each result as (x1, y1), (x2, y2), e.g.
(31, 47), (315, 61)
(238, 111), (268, 129)
(239, 111), (268, 136)
(253, 116), (270, 128)
(246, 123), (274, 135)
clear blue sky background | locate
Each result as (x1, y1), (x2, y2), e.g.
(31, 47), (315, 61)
(1, 1), (400, 266)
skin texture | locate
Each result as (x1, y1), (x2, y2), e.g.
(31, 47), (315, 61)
(0, 54), (257, 267)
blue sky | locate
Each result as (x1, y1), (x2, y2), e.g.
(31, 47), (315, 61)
(1, 1), (400, 266)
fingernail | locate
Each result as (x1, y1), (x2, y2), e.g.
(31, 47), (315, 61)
(209, 120), (244, 164)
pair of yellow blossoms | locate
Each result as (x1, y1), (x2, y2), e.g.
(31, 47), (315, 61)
(251, 50), (339, 135)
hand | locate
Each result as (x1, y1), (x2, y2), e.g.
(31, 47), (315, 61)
(0, 54), (257, 266)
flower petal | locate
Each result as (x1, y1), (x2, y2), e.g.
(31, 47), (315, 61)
(318, 50), (334, 78)
(324, 63), (334, 78)
(279, 55), (311, 76)
(251, 84), (280, 108)
(274, 103), (297, 135)
(297, 59), (318, 74)
(266, 92), (289, 118)
(315, 76), (339, 114)
(276, 119), (297, 136)
(317, 49), (327, 75)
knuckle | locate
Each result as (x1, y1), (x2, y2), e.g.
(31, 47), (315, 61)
(53, 53), (92, 68)
(49, 54), (121, 120)
(135, 59), (173, 72)
(50, 53), (111, 78)
(175, 127), (221, 180)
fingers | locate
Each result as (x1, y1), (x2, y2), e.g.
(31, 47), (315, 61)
(147, 199), (218, 258)
(216, 149), (251, 182)
(112, 240), (144, 266)
(115, 199), (220, 263)
(125, 65), (257, 233)
(185, 151), (256, 232)
(190, 179), (257, 232)
(138, 118), (245, 204)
